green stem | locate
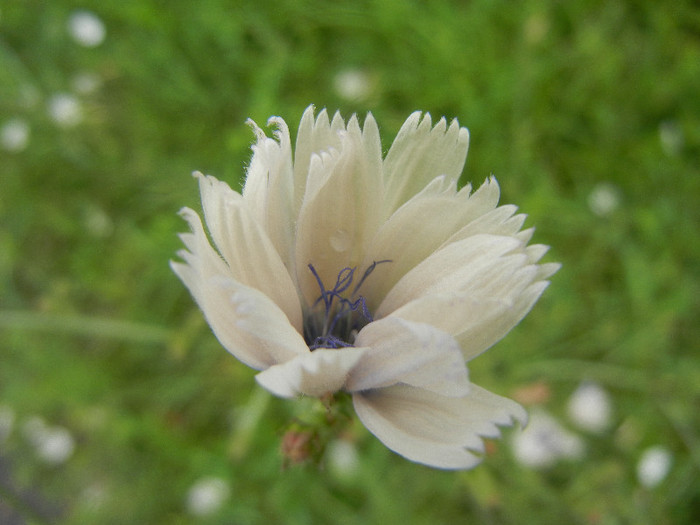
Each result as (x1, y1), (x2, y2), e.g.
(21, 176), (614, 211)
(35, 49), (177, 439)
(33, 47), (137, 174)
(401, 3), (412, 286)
(0, 310), (170, 345)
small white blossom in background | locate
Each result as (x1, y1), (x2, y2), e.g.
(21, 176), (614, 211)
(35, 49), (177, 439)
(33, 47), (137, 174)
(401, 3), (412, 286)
(512, 410), (584, 469)
(658, 120), (684, 157)
(1, 118), (30, 152)
(588, 183), (620, 217)
(67, 10), (106, 47)
(567, 381), (612, 434)
(186, 477), (230, 517)
(72, 72), (102, 95)
(0, 405), (15, 443)
(333, 69), (371, 101)
(48, 93), (83, 128)
(22, 416), (76, 465)
(326, 439), (360, 478)
(83, 203), (114, 238)
(637, 446), (673, 488)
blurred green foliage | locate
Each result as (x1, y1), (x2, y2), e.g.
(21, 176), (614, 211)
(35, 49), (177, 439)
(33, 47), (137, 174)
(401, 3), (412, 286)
(1, 0), (699, 523)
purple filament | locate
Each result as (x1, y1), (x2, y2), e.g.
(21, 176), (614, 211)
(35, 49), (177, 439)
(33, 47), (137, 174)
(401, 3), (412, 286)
(305, 260), (391, 350)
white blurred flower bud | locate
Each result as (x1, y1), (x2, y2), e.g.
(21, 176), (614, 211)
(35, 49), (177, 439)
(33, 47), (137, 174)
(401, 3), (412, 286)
(588, 183), (620, 217)
(48, 93), (83, 127)
(23, 417), (75, 465)
(68, 10), (106, 47)
(637, 446), (672, 488)
(186, 477), (230, 516)
(326, 439), (359, 478)
(36, 426), (75, 464)
(334, 69), (371, 101)
(567, 381), (612, 433)
(1, 118), (30, 152)
(512, 410), (584, 469)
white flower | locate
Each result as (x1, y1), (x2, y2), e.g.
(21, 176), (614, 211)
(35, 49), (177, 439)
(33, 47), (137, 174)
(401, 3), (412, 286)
(587, 182), (620, 217)
(637, 446), (673, 488)
(567, 381), (612, 433)
(22, 417), (75, 465)
(171, 106), (559, 469)
(512, 410), (584, 469)
(48, 93), (83, 127)
(186, 477), (230, 516)
(326, 439), (360, 478)
(67, 10), (106, 48)
(1, 118), (30, 152)
(334, 69), (371, 101)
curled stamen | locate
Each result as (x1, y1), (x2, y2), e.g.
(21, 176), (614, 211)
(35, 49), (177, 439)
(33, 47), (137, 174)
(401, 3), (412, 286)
(352, 259), (392, 296)
(305, 261), (391, 350)
(308, 263), (331, 312)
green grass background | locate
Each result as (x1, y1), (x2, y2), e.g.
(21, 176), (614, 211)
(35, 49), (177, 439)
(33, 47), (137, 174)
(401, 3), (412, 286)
(1, 0), (699, 523)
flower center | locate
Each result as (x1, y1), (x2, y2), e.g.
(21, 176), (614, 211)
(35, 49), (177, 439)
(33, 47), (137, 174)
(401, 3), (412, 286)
(303, 260), (391, 350)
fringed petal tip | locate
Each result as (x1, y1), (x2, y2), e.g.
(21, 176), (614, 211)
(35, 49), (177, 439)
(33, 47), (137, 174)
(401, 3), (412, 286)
(458, 125), (470, 146)
(353, 384), (527, 470)
(176, 206), (198, 220)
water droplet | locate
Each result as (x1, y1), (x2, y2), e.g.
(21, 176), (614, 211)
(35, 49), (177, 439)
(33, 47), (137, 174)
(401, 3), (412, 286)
(330, 229), (351, 252)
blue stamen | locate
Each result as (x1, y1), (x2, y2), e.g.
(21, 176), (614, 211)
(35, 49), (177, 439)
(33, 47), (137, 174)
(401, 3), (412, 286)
(352, 259), (391, 296)
(305, 260), (391, 350)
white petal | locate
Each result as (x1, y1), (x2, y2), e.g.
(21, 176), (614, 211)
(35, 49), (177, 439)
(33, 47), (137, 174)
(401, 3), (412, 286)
(171, 209), (307, 370)
(455, 280), (551, 359)
(347, 318), (469, 397)
(389, 292), (512, 347)
(442, 204), (525, 245)
(361, 177), (503, 305)
(377, 234), (526, 317)
(242, 117), (295, 268)
(537, 262), (562, 280)
(353, 383), (526, 469)
(383, 112), (469, 213)
(295, 118), (384, 307)
(194, 174), (302, 330)
(255, 347), (368, 398)
(174, 263), (308, 370)
(292, 106), (342, 214)
(384, 248), (544, 361)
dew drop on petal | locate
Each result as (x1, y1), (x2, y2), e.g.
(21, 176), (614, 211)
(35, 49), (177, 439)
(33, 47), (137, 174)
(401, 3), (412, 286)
(330, 229), (351, 253)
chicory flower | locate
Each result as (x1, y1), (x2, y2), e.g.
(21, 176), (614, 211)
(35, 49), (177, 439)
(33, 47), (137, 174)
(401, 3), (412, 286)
(171, 106), (559, 469)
